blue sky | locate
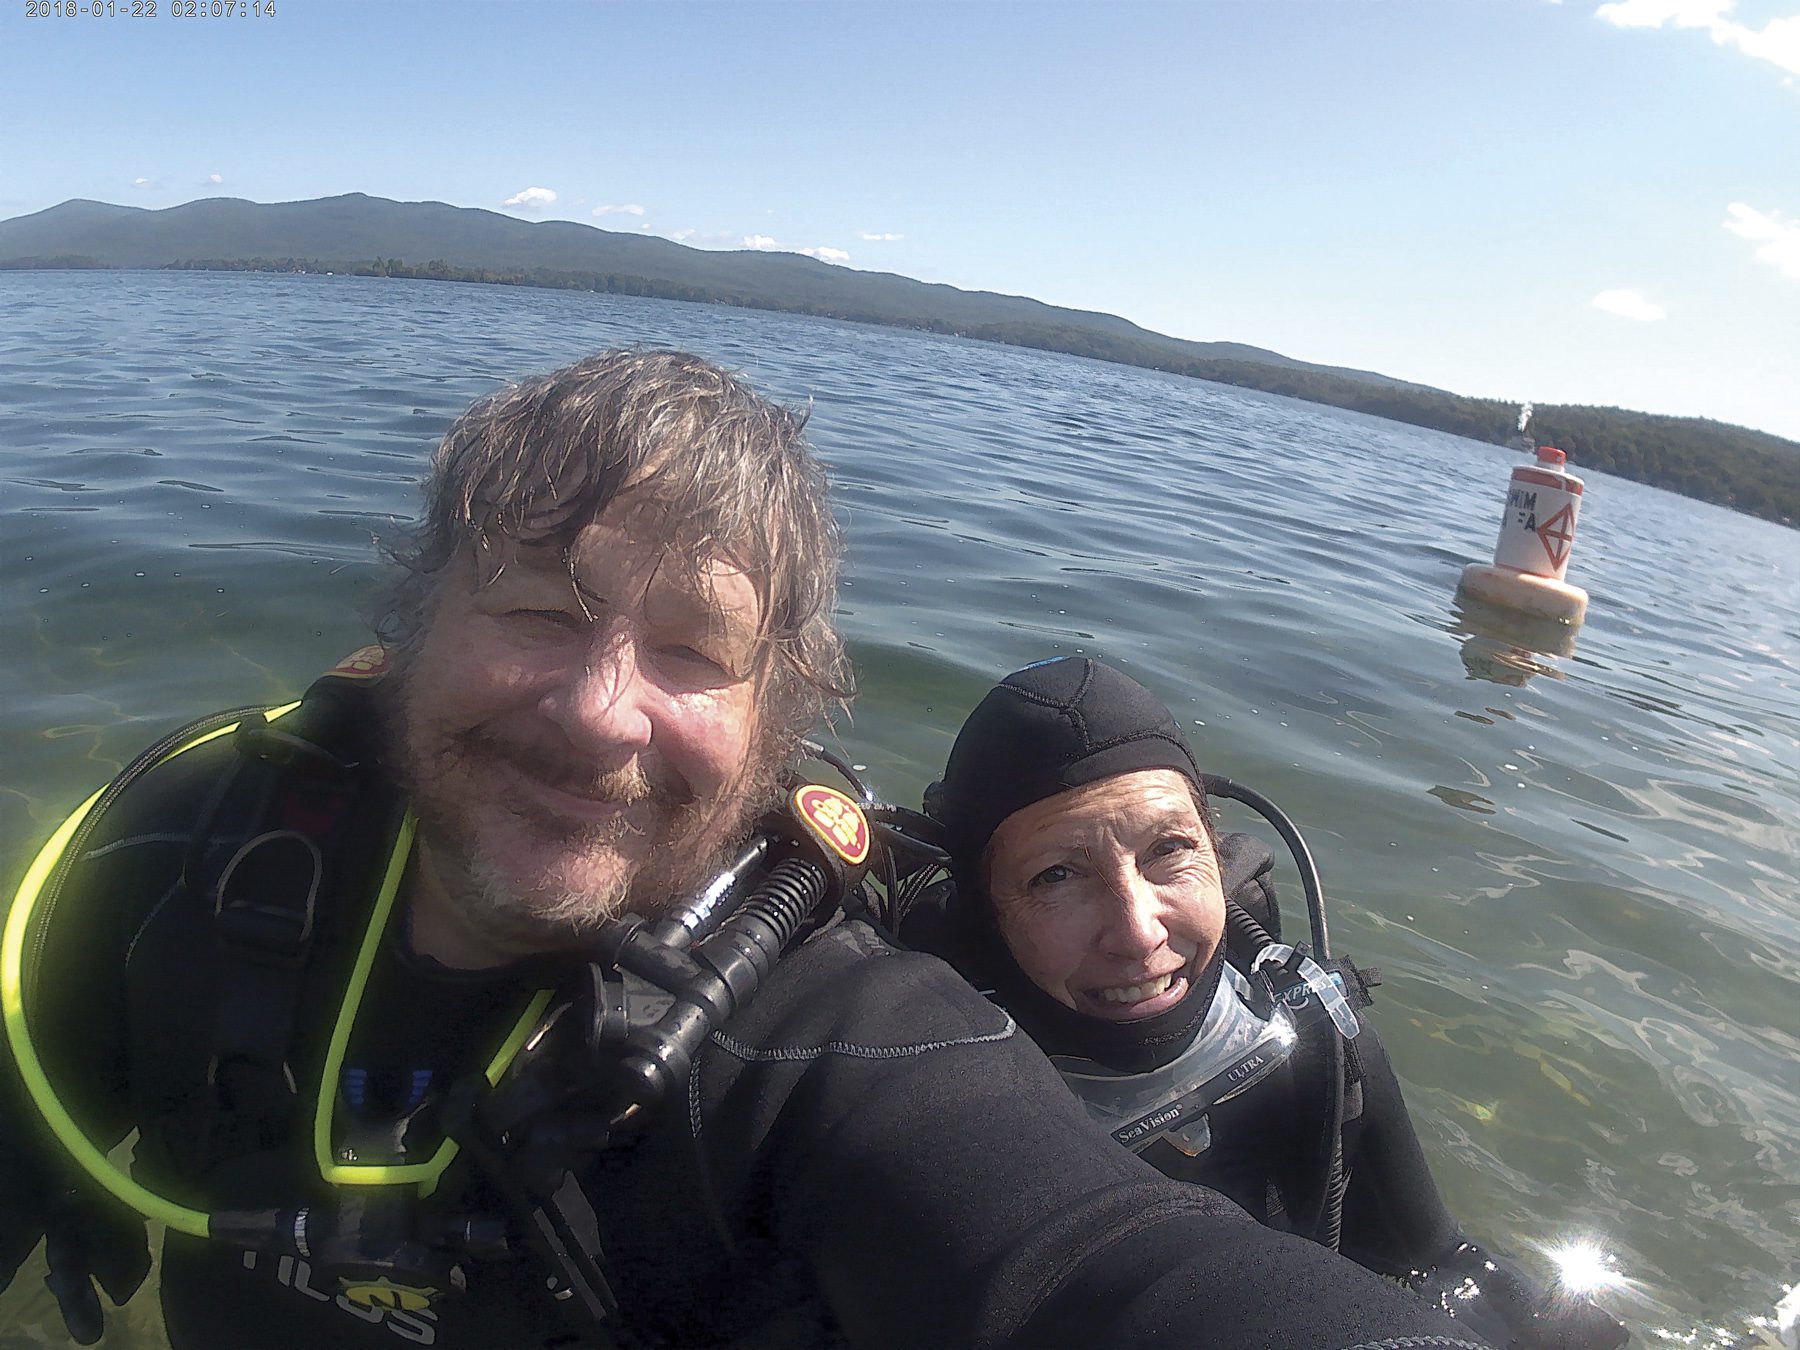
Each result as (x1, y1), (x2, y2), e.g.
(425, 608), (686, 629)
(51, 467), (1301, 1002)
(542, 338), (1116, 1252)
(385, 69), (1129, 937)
(4, 0), (1798, 439)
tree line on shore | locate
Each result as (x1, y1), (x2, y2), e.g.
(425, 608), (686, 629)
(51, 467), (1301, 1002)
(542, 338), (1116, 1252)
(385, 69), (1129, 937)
(64, 253), (1797, 527)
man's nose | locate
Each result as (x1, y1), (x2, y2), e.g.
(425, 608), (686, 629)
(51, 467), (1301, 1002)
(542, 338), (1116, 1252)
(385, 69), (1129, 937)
(540, 625), (655, 756)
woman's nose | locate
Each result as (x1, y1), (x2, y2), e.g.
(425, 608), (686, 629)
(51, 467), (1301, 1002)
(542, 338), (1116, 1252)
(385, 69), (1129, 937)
(1100, 874), (1169, 958)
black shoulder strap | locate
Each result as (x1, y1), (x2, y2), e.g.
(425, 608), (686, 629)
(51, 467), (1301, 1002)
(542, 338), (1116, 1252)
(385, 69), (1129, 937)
(189, 675), (395, 1164)
(1250, 946), (1384, 1250)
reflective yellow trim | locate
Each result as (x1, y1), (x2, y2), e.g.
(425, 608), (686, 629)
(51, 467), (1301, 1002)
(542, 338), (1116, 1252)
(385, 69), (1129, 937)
(4, 785), (212, 1235)
(2, 705), (300, 1238)
(314, 811), (552, 1190)
(7, 698), (557, 1228)
(176, 701), (302, 755)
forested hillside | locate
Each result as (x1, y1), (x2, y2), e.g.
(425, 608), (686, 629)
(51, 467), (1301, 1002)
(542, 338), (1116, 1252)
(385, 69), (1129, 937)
(5, 195), (1794, 525)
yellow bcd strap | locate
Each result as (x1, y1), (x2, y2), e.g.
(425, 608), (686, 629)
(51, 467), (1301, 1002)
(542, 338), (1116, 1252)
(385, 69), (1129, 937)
(3, 692), (550, 1236)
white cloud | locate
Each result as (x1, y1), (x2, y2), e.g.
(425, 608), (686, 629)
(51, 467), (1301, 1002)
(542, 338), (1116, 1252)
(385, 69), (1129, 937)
(592, 203), (646, 217)
(668, 228), (698, 241)
(131, 177), (152, 189)
(858, 231), (904, 242)
(1730, 13), (1800, 76)
(736, 235), (852, 261)
(502, 187), (558, 210)
(1590, 287), (1667, 320)
(1595, 0), (1800, 76)
(1595, 0), (1730, 28)
(1724, 201), (1800, 278)
(209, 173), (223, 184)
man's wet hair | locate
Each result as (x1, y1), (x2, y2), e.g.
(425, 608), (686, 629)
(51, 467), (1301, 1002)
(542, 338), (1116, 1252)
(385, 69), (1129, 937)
(379, 348), (850, 754)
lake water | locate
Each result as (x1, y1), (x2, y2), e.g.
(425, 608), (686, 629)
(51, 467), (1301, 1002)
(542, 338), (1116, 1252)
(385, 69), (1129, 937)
(3, 271), (1796, 1347)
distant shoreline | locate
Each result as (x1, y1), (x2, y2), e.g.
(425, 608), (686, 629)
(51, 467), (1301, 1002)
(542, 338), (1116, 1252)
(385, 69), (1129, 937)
(6, 254), (1795, 527)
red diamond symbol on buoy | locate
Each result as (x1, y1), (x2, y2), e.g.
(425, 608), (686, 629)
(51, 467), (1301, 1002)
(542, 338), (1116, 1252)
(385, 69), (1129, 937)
(1537, 504), (1575, 569)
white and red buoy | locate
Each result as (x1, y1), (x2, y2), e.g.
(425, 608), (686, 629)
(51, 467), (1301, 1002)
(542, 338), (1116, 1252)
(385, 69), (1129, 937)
(1458, 446), (1589, 626)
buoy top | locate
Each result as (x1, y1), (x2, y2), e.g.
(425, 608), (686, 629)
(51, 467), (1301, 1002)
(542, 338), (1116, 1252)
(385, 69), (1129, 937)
(1536, 446), (1567, 468)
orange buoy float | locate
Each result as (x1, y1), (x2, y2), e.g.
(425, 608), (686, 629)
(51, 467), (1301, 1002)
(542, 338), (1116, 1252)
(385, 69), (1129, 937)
(1457, 446), (1589, 626)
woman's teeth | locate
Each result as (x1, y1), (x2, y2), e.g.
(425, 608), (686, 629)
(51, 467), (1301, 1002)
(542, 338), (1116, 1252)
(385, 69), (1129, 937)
(1096, 972), (1177, 1005)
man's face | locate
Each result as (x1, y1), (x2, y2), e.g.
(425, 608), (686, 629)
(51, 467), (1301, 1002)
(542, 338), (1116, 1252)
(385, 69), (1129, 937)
(397, 504), (770, 956)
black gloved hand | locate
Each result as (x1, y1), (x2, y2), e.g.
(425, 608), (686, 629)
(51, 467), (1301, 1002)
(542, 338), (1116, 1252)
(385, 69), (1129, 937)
(43, 1222), (107, 1347)
(9, 1188), (152, 1346)
(0, 1167), (51, 1295)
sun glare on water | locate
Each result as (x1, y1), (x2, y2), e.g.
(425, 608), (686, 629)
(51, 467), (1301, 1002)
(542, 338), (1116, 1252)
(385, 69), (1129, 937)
(1542, 1239), (1628, 1296)
(1548, 1240), (1800, 1350)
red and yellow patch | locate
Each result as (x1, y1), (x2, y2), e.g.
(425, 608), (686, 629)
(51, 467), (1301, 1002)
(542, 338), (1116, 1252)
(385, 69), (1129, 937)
(792, 785), (870, 866)
(327, 645), (390, 680)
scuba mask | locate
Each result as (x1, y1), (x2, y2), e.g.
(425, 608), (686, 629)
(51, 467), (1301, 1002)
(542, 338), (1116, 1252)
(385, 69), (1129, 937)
(1051, 963), (1298, 1156)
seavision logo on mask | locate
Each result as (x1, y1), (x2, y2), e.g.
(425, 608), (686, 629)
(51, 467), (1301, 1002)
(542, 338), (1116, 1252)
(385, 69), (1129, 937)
(1115, 1103), (1187, 1146)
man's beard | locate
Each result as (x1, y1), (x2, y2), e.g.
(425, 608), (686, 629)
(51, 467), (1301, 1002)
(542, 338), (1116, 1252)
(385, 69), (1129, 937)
(393, 708), (780, 958)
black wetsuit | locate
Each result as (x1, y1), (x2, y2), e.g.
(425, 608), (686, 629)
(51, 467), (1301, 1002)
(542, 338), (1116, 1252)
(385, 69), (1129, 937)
(0, 684), (1488, 1349)
(897, 838), (1631, 1350)
(1142, 1009), (1459, 1272)
(896, 841), (1462, 1275)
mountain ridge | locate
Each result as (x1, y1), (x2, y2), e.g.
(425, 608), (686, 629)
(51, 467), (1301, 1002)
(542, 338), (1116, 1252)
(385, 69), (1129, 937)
(2, 193), (1794, 524)
(0, 193), (1420, 388)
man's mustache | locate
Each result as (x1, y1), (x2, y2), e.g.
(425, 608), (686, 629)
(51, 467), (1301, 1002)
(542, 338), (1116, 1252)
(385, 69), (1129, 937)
(463, 729), (694, 807)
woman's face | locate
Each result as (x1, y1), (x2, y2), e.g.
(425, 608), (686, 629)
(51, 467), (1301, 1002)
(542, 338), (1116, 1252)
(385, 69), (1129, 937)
(986, 769), (1226, 1021)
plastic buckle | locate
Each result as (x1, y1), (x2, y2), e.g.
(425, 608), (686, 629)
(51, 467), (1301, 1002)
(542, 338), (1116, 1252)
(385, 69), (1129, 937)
(1279, 970), (1348, 1010)
(1252, 943), (1360, 1039)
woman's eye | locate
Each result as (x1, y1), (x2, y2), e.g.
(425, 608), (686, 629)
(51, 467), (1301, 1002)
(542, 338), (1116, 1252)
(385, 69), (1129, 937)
(1029, 864), (1073, 889)
(1150, 836), (1196, 860)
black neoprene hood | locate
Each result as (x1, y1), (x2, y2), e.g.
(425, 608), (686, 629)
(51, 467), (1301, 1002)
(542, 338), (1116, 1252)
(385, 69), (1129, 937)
(933, 657), (1201, 877)
(926, 657), (1223, 1071)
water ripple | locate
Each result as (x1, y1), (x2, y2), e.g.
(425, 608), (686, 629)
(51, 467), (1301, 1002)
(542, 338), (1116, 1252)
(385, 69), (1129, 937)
(1, 271), (1795, 1344)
